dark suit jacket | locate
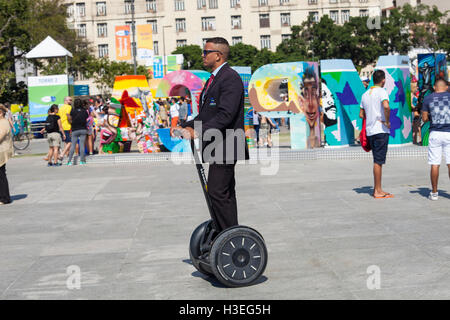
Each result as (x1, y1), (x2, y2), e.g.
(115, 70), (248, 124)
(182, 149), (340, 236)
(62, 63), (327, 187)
(182, 63), (249, 164)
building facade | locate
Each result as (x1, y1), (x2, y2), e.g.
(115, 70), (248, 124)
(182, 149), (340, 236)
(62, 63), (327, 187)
(64, 0), (385, 62)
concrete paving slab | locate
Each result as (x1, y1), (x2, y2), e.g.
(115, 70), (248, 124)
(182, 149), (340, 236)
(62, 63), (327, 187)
(1, 152), (449, 299)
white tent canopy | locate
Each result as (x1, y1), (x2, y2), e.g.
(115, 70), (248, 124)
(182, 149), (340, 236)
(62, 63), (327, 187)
(25, 36), (73, 59)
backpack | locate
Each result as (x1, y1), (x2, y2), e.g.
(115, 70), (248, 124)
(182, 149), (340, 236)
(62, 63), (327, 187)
(45, 115), (57, 132)
(360, 117), (371, 152)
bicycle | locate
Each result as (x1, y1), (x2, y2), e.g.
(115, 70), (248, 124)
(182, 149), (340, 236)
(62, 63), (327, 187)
(12, 112), (30, 150)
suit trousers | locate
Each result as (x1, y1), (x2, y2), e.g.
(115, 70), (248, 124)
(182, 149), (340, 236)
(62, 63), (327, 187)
(0, 164), (11, 204)
(207, 162), (238, 231)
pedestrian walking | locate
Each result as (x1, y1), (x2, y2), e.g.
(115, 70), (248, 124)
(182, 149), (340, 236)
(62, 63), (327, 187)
(421, 78), (450, 200)
(58, 96), (73, 161)
(40, 104), (66, 167)
(67, 99), (89, 165)
(359, 70), (393, 199)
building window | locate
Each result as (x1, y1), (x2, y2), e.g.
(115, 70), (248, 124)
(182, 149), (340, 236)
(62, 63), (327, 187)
(96, 2), (106, 16)
(202, 17), (216, 31)
(98, 44), (108, 58)
(232, 36), (242, 45)
(124, 0), (132, 14)
(175, 0), (185, 11)
(231, 15), (241, 29)
(281, 13), (290, 26)
(329, 0), (338, 3)
(330, 10), (339, 23)
(147, 19), (158, 34)
(259, 14), (270, 28)
(76, 3), (86, 17)
(260, 35), (271, 49)
(197, 0), (206, 8)
(97, 23), (107, 37)
(308, 0), (318, 4)
(230, 0), (241, 8)
(153, 41), (159, 55)
(280, 0), (290, 4)
(282, 34), (291, 41)
(176, 18), (186, 32)
(77, 24), (86, 37)
(66, 4), (74, 17)
(341, 10), (350, 23)
(209, 0), (218, 9)
(359, 0), (368, 2)
(258, 0), (268, 6)
(146, 0), (157, 12)
(176, 39), (187, 47)
(309, 11), (319, 22)
(359, 9), (369, 17)
(340, 0), (350, 2)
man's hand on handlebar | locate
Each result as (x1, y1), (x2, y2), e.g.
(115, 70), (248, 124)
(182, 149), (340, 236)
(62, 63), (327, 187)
(170, 126), (197, 140)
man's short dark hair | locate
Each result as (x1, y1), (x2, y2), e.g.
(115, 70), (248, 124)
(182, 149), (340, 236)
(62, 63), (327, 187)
(206, 37), (230, 60)
(435, 78), (448, 87)
(372, 70), (385, 85)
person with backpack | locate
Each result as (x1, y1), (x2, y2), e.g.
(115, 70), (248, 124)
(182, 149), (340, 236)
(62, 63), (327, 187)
(40, 104), (66, 167)
(66, 99), (89, 165)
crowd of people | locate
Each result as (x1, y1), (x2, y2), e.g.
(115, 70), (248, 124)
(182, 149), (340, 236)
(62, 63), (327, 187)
(153, 97), (191, 129)
(39, 95), (193, 166)
(40, 95), (105, 166)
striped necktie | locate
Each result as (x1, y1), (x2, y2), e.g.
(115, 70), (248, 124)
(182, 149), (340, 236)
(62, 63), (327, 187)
(202, 74), (215, 104)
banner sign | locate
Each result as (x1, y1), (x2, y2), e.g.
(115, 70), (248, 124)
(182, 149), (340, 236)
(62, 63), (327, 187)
(115, 25), (131, 61)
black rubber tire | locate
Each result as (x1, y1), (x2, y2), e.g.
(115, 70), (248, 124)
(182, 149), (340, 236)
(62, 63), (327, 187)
(189, 220), (214, 276)
(13, 133), (30, 150)
(210, 226), (268, 288)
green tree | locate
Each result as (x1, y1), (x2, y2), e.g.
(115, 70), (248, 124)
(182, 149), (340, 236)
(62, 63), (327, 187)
(87, 58), (149, 96)
(172, 45), (204, 70)
(276, 25), (309, 62)
(25, 0), (92, 78)
(0, 0), (92, 103)
(0, 0), (31, 101)
(228, 43), (259, 67)
(436, 18), (450, 52)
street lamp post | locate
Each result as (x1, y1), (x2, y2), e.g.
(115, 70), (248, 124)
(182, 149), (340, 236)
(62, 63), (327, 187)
(162, 25), (172, 76)
(131, 0), (137, 75)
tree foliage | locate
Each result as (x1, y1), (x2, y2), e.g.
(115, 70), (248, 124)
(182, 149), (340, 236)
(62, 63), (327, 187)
(172, 45), (204, 70)
(86, 58), (149, 96)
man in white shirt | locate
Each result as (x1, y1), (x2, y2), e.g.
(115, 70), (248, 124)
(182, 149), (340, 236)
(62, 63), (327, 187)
(359, 70), (393, 199)
(170, 98), (180, 127)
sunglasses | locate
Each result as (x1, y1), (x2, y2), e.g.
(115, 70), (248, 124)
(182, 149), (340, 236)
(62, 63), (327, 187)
(202, 50), (222, 56)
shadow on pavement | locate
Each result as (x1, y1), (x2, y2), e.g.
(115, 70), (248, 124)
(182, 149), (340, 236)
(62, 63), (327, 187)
(353, 186), (373, 196)
(11, 194), (27, 202)
(184, 259), (268, 288)
(191, 271), (268, 288)
(410, 187), (450, 199)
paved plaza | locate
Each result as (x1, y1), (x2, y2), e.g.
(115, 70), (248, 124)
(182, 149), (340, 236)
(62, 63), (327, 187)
(1, 144), (450, 300)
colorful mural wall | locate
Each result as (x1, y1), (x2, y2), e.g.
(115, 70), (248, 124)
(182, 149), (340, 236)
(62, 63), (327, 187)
(154, 67), (256, 150)
(417, 53), (448, 145)
(249, 62), (321, 149)
(373, 55), (412, 145)
(320, 59), (365, 147)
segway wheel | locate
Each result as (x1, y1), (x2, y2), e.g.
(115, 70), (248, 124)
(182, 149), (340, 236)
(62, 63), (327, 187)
(210, 226), (268, 288)
(189, 220), (214, 276)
